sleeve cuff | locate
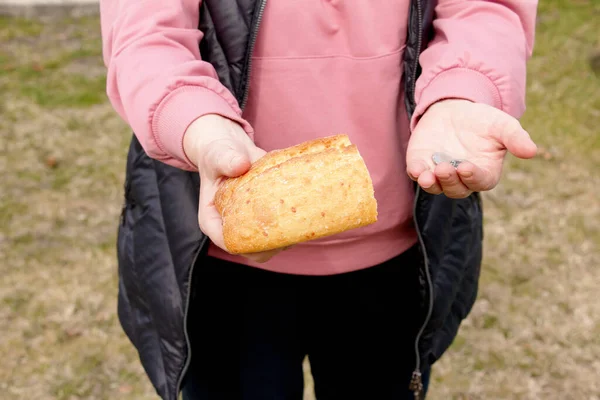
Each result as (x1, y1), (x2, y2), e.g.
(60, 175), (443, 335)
(151, 85), (254, 170)
(410, 67), (502, 131)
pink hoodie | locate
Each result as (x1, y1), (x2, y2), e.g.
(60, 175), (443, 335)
(100, 0), (537, 275)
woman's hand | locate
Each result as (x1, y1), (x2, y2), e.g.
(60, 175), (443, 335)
(406, 100), (538, 198)
(183, 114), (283, 263)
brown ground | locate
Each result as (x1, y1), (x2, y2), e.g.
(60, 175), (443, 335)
(1, 1), (599, 399)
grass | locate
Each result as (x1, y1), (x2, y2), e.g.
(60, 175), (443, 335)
(0, 1), (598, 399)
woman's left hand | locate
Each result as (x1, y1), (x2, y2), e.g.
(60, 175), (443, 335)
(406, 99), (538, 198)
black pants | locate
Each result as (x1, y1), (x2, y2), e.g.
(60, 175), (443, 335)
(182, 245), (430, 400)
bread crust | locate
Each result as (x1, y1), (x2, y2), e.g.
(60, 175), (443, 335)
(214, 134), (378, 254)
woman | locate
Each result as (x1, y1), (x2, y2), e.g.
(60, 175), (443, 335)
(100, 1), (538, 399)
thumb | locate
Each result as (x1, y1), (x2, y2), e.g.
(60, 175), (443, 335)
(204, 143), (252, 179)
(505, 128), (538, 159)
(248, 146), (267, 164)
(498, 118), (538, 160)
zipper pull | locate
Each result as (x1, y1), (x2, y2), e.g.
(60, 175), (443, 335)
(409, 370), (423, 399)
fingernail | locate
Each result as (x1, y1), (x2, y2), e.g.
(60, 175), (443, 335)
(438, 173), (450, 180)
(460, 170), (473, 178)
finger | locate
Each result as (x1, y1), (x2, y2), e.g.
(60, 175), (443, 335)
(497, 118), (538, 160)
(435, 163), (472, 198)
(243, 249), (283, 263)
(242, 244), (295, 263)
(417, 170), (443, 195)
(407, 159), (433, 181)
(456, 161), (497, 192)
(198, 180), (228, 250)
(199, 206), (227, 250)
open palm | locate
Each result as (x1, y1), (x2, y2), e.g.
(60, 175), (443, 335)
(406, 99), (538, 198)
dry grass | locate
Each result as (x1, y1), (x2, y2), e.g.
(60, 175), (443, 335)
(0, 1), (599, 399)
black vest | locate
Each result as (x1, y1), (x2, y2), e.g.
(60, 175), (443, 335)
(117, 1), (483, 399)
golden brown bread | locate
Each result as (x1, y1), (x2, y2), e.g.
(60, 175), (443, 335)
(214, 134), (378, 254)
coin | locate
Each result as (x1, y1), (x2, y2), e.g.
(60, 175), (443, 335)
(432, 152), (464, 168)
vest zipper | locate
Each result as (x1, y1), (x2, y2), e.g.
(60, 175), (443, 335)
(409, 186), (434, 400)
(175, 2), (267, 398)
(240, 0), (267, 110)
(408, 0), (434, 399)
(175, 236), (209, 398)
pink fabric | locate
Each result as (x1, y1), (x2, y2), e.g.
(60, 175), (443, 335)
(100, 0), (537, 275)
(410, 0), (538, 129)
(99, 0), (253, 170)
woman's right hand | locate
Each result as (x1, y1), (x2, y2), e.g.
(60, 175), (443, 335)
(183, 114), (281, 263)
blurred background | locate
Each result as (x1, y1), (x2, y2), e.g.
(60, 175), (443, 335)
(0, 0), (598, 399)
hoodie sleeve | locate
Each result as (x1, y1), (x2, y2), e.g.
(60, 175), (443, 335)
(410, 0), (538, 130)
(100, 0), (254, 171)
